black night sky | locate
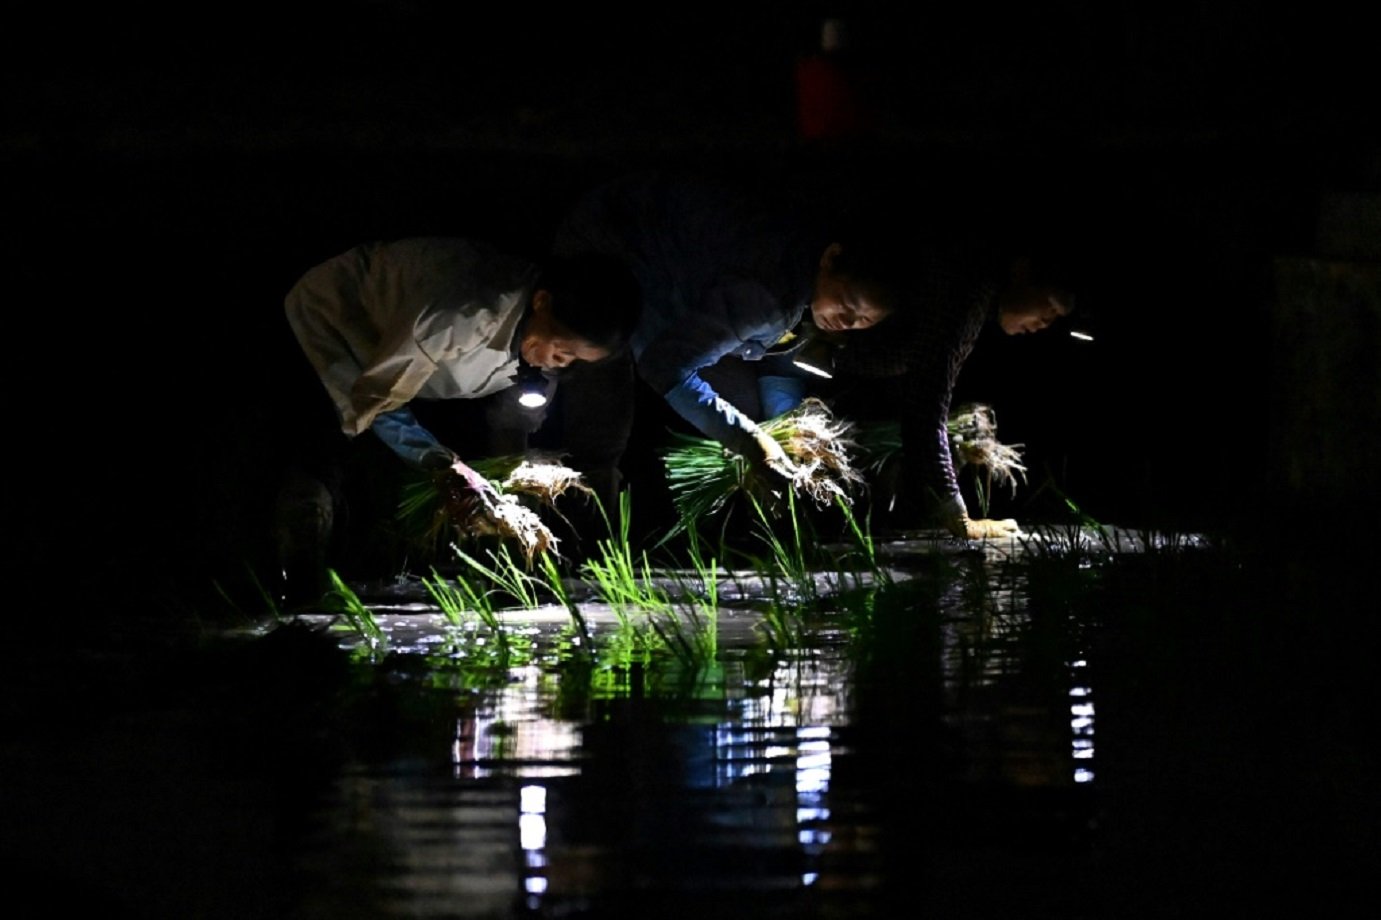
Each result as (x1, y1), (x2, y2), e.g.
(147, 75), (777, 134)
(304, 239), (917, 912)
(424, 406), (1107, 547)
(4, 2), (1377, 602)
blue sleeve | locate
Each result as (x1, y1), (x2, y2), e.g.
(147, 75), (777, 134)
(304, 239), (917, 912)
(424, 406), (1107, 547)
(758, 374), (807, 419)
(369, 407), (456, 470)
(662, 372), (761, 459)
(639, 279), (794, 458)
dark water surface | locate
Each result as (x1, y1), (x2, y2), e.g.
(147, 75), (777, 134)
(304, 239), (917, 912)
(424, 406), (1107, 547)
(4, 528), (1375, 919)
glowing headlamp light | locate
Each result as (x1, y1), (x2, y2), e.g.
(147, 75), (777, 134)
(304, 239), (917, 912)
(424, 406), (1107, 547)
(517, 363), (549, 408)
(792, 336), (836, 378)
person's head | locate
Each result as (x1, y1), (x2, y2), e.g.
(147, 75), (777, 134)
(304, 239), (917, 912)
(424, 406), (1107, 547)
(521, 253), (642, 370)
(995, 254), (1077, 336)
(809, 237), (907, 333)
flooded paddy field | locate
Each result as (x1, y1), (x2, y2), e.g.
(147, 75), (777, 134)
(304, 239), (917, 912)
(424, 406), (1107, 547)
(3, 524), (1375, 919)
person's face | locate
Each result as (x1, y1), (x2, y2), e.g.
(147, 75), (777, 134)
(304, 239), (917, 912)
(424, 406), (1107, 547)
(998, 291), (1070, 335)
(810, 243), (891, 333)
(521, 290), (611, 369)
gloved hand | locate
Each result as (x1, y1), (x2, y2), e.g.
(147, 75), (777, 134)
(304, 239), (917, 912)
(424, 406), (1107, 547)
(453, 459), (502, 504)
(749, 425), (798, 497)
(438, 458), (503, 530)
(964, 517), (1023, 539)
(939, 494), (1023, 540)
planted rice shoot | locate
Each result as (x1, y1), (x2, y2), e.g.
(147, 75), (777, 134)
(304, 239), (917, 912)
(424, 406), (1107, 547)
(834, 492), (891, 590)
(424, 567), (497, 628)
(579, 490), (723, 670)
(449, 540), (545, 610)
(583, 521), (673, 623)
(648, 546), (721, 672)
(320, 569), (387, 653)
(745, 487), (821, 608)
(538, 551), (596, 660)
(423, 568), (521, 663)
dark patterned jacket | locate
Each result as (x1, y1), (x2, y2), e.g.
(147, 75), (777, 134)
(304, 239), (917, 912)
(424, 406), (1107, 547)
(832, 243), (1003, 511)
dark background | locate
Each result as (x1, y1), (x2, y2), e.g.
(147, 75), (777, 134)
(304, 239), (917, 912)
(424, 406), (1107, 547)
(4, 2), (1377, 608)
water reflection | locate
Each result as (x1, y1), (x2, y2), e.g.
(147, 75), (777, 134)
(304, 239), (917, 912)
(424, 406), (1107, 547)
(434, 649), (861, 914)
(7, 527), (1361, 917)
(452, 665), (582, 779)
(1071, 660), (1096, 783)
(275, 534), (1115, 917)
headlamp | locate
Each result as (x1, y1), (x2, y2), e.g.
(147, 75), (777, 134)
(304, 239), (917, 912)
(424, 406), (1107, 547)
(516, 362), (549, 408)
(792, 333), (836, 378)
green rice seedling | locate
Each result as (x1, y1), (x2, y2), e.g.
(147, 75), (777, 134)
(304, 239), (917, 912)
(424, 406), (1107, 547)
(397, 462), (516, 563)
(646, 557), (721, 674)
(581, 491), (673, 618)
(717, 489), (825, 656)
(659, 398), (865, 547)
(423, 567), (495, 628)
(422, 565), (534, 666)
(745, 488), (821, 609)
(951, 404), (1027, 517)
(635, 501), (724, 674)
(584, 489), (729, 674)
(578, 501), (679, 682)
(583, 537), (673, 627)
(834, 492), (891, 590)
(664, 522), (722, 633)
(816, 493), (905, 632)
(538, 551), (596, 663)
(684, 536), (720, 614)
(449, 540), (545, 610)
(397, 472), (453, 561)
(320, 569), (387, 655)
(545, 595), (659, 704)
(645, 604), (718, 674)
(755, 596), (807, 654)
(660, 429), (747, 545)
(1019, 477), (1116, 562)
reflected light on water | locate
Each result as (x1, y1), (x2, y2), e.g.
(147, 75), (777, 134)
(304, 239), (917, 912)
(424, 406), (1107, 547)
(434, 651), (859, 908)
(1070, 658), (1096, 783)
(520, 784), (547, 850)
(521, 784), (549, 899)
(741, 658), (850, 724)
(451, 666), (581, 779)
(796, 727), (834, 881)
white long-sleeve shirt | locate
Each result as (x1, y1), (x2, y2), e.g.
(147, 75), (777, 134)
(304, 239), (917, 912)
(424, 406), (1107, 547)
(285, 237), (538, 438)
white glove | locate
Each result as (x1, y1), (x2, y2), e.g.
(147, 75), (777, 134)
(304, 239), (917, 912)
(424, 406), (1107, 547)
(748, 426), (798, 497)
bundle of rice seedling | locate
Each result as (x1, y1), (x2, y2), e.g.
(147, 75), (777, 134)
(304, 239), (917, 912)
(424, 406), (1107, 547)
(499, 456), (594, 505)
(771, 397), (866, 506)
(854, 402), (1027, 497)
(946, 403), (1027, 497)
(481, 495), (559, 562)
(398, 454), (592, 563)
(661, 397), (865, 536)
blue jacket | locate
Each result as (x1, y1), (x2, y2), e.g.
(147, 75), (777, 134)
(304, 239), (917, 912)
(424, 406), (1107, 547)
(553, 171), (826, 458)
